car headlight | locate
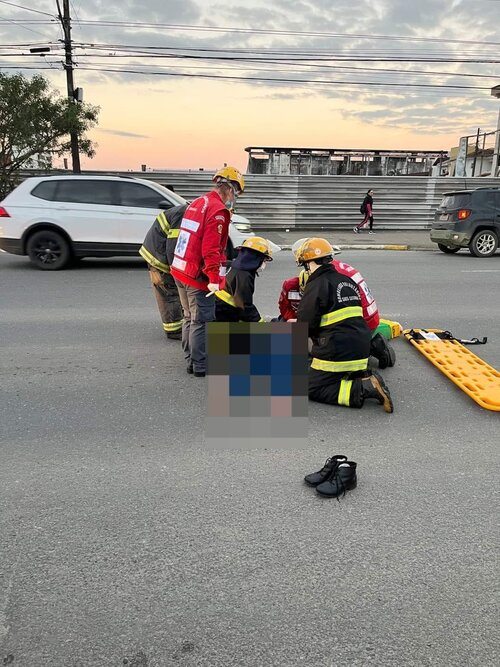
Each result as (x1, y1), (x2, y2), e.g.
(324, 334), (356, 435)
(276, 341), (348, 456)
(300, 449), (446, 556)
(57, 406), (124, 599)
(233, 223), (252, 232)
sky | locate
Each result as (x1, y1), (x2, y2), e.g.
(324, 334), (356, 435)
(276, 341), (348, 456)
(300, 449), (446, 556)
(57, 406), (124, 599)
(1, 0), (500, 172)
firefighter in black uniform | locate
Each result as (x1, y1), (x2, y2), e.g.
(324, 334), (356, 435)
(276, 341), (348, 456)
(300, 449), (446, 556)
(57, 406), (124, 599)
(296, 238), (394, 412)
(139, 203), (187, 339)
(215, 237), (273, 322)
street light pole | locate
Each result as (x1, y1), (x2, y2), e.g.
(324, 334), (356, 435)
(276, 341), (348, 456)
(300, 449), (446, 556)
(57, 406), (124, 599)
(491, 85), (500, 177)
(57, 0), (80, 173)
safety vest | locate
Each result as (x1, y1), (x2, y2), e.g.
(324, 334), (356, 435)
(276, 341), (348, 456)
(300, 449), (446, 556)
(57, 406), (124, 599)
(170, 190), (230, 291)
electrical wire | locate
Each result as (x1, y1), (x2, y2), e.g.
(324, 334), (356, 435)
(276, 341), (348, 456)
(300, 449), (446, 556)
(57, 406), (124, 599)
(0, 0), (55, 17)
(75, 64), (492, 91)
(25, 19), (500, 47)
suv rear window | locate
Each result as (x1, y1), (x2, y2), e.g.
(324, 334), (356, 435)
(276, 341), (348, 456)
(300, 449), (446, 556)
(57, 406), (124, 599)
(31, 180), (58, 201)
(440, 193), (471, 209)
(53, 180), (115, 205)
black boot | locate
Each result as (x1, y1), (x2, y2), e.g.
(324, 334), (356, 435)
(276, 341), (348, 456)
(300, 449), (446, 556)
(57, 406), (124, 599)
(370, 333), (396, 369)
(361, 371), (394, 413)
(166, 331), (182, 341)
(304, 455), (347, 486)
(316, 461), (357, 497)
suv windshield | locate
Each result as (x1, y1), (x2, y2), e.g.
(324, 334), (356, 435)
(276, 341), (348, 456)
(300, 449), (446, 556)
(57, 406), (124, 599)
(440, 193), (471, 210)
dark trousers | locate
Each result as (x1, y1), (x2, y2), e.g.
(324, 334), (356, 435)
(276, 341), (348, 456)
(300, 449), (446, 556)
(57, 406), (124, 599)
(148, 266), (183, 334)
(175, 281), (215, 374)
(309, 369), (365, 408)
(355, 214), (374, 231)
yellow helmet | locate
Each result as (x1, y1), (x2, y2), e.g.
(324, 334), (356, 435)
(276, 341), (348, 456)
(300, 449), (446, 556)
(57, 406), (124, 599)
(294, 237), (334, 265)
(292, 237), (311, 262)
(238, 236), (273, 260)
(213, 166), (245, 194)
(298, 269), (309, 292)
(292, 237), (341, 261)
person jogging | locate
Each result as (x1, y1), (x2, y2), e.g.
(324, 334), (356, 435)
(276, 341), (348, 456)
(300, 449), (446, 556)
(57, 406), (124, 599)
(354, 189), (375, 234)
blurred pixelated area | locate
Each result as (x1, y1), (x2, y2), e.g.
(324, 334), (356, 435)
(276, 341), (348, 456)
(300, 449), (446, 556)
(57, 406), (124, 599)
(206, 322), (309, 449)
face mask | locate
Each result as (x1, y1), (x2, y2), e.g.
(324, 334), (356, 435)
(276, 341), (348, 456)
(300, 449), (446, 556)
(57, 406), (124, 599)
(259, 262), (266, 272)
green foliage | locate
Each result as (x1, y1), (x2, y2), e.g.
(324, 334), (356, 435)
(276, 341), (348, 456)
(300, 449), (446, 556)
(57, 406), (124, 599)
(0, 72), (99, 198)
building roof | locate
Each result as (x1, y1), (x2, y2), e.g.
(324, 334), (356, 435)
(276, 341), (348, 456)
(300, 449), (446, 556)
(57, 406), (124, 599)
(245, 146), (447, 157)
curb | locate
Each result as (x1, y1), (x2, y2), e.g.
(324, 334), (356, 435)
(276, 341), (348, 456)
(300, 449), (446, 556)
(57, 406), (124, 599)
(279, 244), (435, 252)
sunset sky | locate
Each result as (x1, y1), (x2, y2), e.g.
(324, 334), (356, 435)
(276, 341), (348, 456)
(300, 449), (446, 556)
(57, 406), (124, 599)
(1, 0), (499, 172)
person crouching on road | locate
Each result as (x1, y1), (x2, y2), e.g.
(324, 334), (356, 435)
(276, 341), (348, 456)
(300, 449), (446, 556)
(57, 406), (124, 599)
(170, 166), (245, 378)
(139, 203), (187, 340)
(295, 237), (394, 412)
(279, 238), (396, 369)
(215, 237), (273, 322)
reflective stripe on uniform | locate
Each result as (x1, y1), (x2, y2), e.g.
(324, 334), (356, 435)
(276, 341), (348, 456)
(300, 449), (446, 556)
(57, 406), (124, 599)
(171, 256), (187, 271)
(167, 228), (180, 238)
(319, 306), (363, 327)
(163, 321), (183, 332)
(215, 289), (237, 308)
(181, 217), (200, 232)
(366, 301), (378, 316)
(338, 378), (353, 406)
(139, 245), (170, 273)
(157, 211), (170, 235)
(311, 357), (369, 372)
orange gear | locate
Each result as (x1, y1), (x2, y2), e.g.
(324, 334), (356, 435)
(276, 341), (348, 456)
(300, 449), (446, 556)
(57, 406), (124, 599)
(238, 236), (273, 260)
(295, 237), (334, 264)
(212, 166), (245, 194)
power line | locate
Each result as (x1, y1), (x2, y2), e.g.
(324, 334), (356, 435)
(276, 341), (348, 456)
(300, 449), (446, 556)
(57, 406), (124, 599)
(71, 43), (500, 63)
(38, 19), (500, 47)
(0, 15), (54, 39)
(75, 64), (492, 91)
(57, 54), (500, 82)
(0, 0), (55, 17)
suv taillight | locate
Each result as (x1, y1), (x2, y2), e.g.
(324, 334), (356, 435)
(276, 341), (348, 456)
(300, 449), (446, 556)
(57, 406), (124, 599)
(457, 209), (471, 220)
(0, 206), (10, 217)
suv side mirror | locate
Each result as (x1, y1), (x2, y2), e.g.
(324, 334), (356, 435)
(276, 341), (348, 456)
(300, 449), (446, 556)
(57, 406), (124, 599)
(158, 200), (174, 210)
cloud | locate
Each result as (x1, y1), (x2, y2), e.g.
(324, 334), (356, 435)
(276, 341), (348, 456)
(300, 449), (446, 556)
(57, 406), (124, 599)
(1, 0), (499, 138)
(97, 128), (150, 138)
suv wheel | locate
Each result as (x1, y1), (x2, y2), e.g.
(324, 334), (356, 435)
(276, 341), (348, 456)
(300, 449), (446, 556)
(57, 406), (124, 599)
(469, 229), (498, 258)
(26, 229), (72, 270)
(437, 243), (460, 254)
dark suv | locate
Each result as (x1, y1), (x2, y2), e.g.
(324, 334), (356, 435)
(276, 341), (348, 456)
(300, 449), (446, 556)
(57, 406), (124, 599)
(430, 187), (500, 257)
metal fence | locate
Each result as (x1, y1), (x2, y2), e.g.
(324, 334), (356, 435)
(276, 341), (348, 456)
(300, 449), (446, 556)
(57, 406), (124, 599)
(19, 170), (500, 230)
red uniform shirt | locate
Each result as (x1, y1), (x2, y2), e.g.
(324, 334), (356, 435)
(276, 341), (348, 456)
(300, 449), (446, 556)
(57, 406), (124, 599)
(170, 190), (230, 291)
(279, 259), (380, 330)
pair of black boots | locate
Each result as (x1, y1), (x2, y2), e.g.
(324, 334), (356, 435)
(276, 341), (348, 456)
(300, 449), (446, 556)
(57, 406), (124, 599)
(304, 455), (357, 498)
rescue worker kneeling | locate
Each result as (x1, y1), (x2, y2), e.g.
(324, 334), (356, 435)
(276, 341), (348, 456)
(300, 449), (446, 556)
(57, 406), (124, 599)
(296, 238), (394, 413)
(215, 237), (272, 322)
(280, 238), (395, 369)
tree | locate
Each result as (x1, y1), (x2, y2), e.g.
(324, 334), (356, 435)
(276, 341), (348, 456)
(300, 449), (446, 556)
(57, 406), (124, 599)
(0, 72), (99, 198)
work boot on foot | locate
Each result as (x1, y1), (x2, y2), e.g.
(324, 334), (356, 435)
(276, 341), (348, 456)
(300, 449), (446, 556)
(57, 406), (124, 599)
(316, 461), (357, 498)
(370, 333), (396, 369)
(304, 455), (348, 486)
(166, 331), (182, 341)
(361, 371), (394, 413)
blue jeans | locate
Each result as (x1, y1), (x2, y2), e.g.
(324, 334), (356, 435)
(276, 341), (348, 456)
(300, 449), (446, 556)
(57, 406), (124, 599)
(175, 281), (215, 373)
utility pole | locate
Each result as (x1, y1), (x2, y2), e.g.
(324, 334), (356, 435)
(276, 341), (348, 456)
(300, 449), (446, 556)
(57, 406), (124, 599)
(471, 127), (480, 178)
(56, 0), (80, 173)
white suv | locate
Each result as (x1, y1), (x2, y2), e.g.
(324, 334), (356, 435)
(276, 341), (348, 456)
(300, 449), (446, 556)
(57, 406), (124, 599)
(0, 175), (254, 269)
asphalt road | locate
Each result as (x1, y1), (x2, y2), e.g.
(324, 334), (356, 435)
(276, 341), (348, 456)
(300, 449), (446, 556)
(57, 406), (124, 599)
(1, 249), (499, 667)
